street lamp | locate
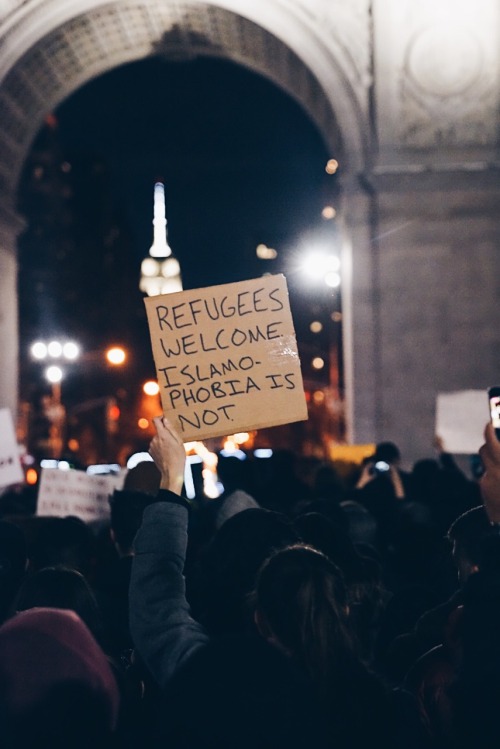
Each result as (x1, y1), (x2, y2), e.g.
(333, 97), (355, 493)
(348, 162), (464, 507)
(29, 341), (128, 460)
(139, 182), (183, 297)
(29, 338), (81, 459)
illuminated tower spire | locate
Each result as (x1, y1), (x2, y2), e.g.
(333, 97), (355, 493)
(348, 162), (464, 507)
(140, 181), (183, 296)
(149, 182), (171, 257)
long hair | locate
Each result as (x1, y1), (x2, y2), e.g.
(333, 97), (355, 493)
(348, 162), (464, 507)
(255, 544), (354, 694)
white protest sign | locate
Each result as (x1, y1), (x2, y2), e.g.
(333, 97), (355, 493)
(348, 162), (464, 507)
(144, 274), (308, 441)
(37, 468), (125, 522)
(435, 390), (490, 454)
(0, 408), (24, 489)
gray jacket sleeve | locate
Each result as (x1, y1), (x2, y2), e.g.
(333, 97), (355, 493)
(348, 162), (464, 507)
(129, 499), (209, 689)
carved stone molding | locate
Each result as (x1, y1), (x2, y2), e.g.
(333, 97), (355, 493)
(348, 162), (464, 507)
(400, 23), (498, 148)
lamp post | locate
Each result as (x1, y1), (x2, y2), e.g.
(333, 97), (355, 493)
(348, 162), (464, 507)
(29, 341), (128, 460)
(30, 339), (80, 458)
(139, 182), (183, 296)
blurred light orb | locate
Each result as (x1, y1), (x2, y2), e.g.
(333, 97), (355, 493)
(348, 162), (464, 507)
(301, 252), (340, 281)
(325, 271), (341, 288)
(48, 340), (63, 358)
(62, 341), (80, 360)
(31, 341), (47, 360)
(161, 258), (180, 278)
(312, 357), (325, 370)
(141, 257), (160, 277)
(313, 390), (325, 404)
(310, 321), (323, 333)
(127, 451), (154, 469)
(106, 347), (126, 365)
(322, 206), (336, 219)
(325, 159), (339, 174)
(45, 365), (63, 383)
(138, 418), (149, 430)
(143, 380), (160, 396)
(256, 244), (278, 260)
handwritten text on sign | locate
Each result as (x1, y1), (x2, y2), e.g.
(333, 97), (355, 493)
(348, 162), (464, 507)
(0, 408), (24, 489)
(37, 468), (125, 523)
(144, 275), (308, 440)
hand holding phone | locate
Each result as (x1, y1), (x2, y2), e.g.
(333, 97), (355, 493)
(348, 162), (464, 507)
(488, 387), (500, 440)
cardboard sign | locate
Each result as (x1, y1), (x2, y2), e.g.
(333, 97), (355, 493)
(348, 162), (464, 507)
(144, 275), (308, 440)
(0, 408), (24, 489)
(436, 390), (490, 454)
(37, 468), (125, 523)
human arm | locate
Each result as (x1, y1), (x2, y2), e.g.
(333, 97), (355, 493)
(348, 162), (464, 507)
(386, 465), (405, 499)
(479, 422), (500, 524)
(355, 461), (375, 489)
(129, 417), (209, 689)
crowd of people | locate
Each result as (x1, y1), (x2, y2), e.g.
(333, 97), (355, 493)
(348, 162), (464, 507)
(1, 415), (500, 748)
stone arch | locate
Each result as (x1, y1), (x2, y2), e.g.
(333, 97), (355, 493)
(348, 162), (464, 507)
(0, 0), (371, 427)
(0, 0), (370, 203)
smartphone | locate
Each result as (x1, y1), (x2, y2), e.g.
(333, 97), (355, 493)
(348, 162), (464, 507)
(488, 387), (500, 440)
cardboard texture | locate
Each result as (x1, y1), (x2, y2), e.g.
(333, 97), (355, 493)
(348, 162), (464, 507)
(0, 408), (24, 489)
(144, 275), (308, 441)
(435, 389), (490, 454)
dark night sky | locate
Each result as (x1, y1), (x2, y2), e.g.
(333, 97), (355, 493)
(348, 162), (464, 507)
(55, 56), (334, 292)
(19, 56), (340, 407)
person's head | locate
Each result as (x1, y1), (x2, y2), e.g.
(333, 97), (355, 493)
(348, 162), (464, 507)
(109, 489), (154, 556)
(13, 566), (102, 637)
(374, 442), (401, 466)
(0, 607), (119, 749)
(254, 544), (352, 686)
(122, 460), (160, 496)
(193, 508), (299, 635)
(27, 516), (96, 578)
(447, 506), (492, 584)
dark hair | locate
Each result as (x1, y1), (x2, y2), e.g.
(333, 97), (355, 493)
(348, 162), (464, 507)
(256, 544), (353, 691)
(14, 566), (102, 637)
(109, 490), (153, 554)
(374, 442), (401, 464)
(192, 508), (299, 635)
(447, 506), (491, 566)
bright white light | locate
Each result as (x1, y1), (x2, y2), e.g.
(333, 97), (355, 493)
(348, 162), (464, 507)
(161, 278), (183, 294)
(300, 252), (340, 282)
(143, 380), (160, 396)
(62, 341), (80, 360)
(219, 449), (247, 460)
(141, 257), (160, 277)
(325, 272), (341, 288)
(312, 357), (325, 370)
(161, 258), (180, 278)
(254, 449), (273, 458)
(325, 256), (340, 272)
(45, 365), (63, 383)
(31, 341), (47, 360)
(48, 341), (63, 358)
(301, 252), (328, 280)
(87, 464), (121, 475)
(58, 461), (71, 470)
(127, 452), (154, 469)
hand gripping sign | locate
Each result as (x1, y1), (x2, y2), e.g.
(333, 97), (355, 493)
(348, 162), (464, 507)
(144, 275), (308, 441)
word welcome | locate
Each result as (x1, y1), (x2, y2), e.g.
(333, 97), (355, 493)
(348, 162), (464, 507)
(145, 275), (308, 440)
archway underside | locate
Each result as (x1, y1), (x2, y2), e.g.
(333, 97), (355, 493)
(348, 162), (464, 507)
(0, 1), (344, 204)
